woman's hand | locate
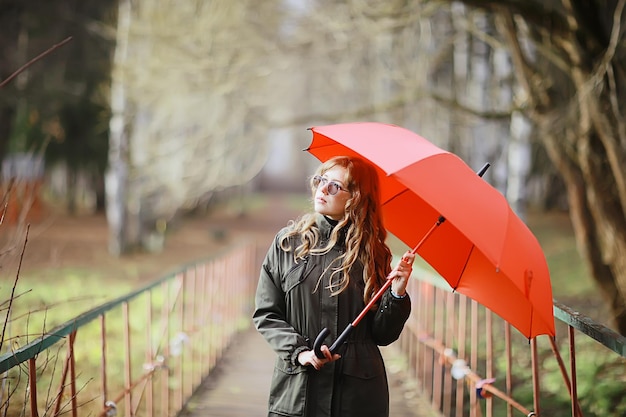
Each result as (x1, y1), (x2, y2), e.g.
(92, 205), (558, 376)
(391, 251), (415, 296)
(298, 346), (341, 370)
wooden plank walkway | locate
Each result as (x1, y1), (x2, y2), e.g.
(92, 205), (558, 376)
(178, 327), (442, 417)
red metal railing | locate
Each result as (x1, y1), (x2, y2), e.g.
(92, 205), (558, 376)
(397, 269), (626, 417)
(0, 242), (257, 417)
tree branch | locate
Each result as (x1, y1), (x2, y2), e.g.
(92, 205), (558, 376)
(0, 224), (30, 353)
(0, 36), (73, 89)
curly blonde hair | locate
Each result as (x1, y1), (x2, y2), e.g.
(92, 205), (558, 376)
(280, 156), (392, 305)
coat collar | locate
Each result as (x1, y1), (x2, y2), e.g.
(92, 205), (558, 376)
(316, 214), (346, 246)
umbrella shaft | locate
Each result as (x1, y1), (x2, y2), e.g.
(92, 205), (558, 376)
(352, 279), (394, 326)
(354, 216), (446, 327)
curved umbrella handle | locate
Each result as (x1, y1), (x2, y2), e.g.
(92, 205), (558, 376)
(313, 328), (330, 358)
(313, 324), (354, 359)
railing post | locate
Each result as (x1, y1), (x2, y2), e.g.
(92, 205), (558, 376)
(123, 301), (132, 416)
(146, 290), (154, 417)
(505, 323), (512, 417)
(433, 288), (444, 410)
(455, 295), (467, 417)
(470, 300), (478, 417)
(568, 327), (579, 417)
(206, 261), (216, 369)
(198, 263), (207, 383)
(29, 358), (38, 417)
(486, 310), (493, 417)
(69, 331), (78, 417)
(101, 315), (108, 412)
(176, 272), (185, 411)
(531, 337), (541, 416)
(422, 282), (434, 402)
(52, 329), (77, 417)
(161, 279), (170, 416)
(443, 291), (455, 417)
(188, 267), (198, 394)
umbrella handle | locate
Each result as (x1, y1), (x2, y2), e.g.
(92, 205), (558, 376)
(313, 328), (330, 358)
(313, 324), (355, 359)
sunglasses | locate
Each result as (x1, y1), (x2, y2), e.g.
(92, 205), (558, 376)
(312, 175), (349, 196)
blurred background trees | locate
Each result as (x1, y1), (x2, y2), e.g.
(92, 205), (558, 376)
(106, 0), (283, 254)
(452, 0), (626, 334)
(1, 0), (625, 335)
(0, 0), (113, 219)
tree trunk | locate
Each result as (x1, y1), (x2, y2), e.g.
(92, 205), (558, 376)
(507, 110), (532, 220)
(66, 167), (77, 215)
(0, 108), (15, 165)
(542, 129), (626, 334)
(106, 0), (132, 256)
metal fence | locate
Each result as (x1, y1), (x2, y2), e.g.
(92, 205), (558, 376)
(0, 242), (257, 417)
(398, 269), (626, 417)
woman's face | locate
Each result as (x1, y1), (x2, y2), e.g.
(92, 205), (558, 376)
(313, 165), (351, 220)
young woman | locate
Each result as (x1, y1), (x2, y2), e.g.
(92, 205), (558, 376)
(253, 156), (414, 417)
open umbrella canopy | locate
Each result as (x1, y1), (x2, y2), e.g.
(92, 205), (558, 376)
(306, 122), (555, 339)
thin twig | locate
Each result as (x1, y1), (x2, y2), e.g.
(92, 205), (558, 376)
(0, 224), (30, 353)
(0, 36), (73, 89)
(0, 179), (15, 227)
(0, 289), (32, 310)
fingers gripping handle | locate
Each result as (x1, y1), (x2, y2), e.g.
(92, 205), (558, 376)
(313, 324), (354, 359)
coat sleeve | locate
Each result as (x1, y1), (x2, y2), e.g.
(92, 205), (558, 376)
(370, 288), (411, 346)
(252, 234), (310, 366)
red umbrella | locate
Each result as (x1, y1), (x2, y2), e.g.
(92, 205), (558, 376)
(306, 122), (555, 342)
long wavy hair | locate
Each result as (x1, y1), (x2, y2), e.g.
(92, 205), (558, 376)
(280, 156), (392, 305)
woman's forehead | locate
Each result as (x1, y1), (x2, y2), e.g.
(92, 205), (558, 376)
(322, 165), (348, 181)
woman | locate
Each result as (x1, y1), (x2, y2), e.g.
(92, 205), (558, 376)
(253, 156), (414, 417)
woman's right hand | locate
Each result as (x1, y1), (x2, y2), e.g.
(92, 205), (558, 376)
(298, 345), (341, 370)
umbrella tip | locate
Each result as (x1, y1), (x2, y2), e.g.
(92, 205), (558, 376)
(478, 163), (491, 177)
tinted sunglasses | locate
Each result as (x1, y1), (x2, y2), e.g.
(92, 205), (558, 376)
(312, 175), (349, 196)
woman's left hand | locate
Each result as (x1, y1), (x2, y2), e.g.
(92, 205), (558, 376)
(391, 251), (414, 296)
(298, 346), (340, 370)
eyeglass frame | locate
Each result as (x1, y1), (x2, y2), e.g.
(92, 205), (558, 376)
(311, 175), (349, 196)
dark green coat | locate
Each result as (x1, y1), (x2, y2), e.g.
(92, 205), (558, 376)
(253, 215), (411, 417)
